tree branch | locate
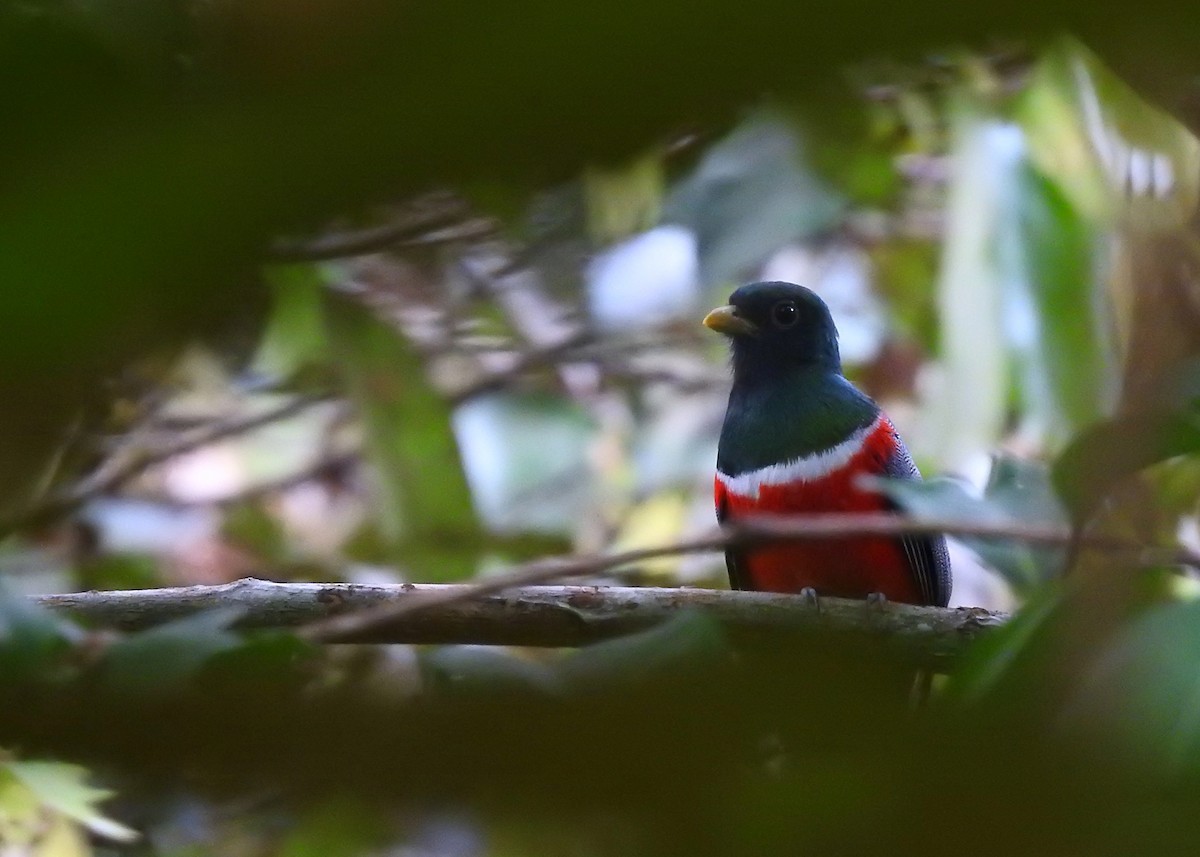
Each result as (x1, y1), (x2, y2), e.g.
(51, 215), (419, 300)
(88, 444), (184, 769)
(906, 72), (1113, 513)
(296, 513), (1199, 644)
(35, 579), (1005, 665)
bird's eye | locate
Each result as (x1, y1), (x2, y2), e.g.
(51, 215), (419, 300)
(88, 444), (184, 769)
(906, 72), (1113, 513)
(771, 300), (799, 329)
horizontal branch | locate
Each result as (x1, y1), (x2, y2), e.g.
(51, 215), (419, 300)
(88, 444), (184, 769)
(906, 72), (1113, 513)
(296, 512), (1197, 644)
(36, 579), (1005, 665)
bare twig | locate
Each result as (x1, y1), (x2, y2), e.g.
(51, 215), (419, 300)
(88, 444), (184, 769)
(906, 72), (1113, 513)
(1, 394), (329, 534)
(297, 513), (1200, 644)
(268, 192), (488, 262)
(36, 579), (1005, 665)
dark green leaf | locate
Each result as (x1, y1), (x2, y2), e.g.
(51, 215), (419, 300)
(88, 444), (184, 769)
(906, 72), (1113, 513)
(554, 611), (730, 693)
(942, 584), (1067, 706)
(419, 645), (561, 698)
(0, 578), (81, 683)
(1052, 409), (1200, 524)
(95, 608), (244, 699)
(1065, 598), (1200, 778)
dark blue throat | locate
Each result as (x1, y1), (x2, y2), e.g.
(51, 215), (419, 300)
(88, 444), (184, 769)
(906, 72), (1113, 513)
(716, 368), (879, 477)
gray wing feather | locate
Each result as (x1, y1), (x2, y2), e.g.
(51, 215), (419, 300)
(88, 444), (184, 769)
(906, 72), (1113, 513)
(883, 438), (952, 608)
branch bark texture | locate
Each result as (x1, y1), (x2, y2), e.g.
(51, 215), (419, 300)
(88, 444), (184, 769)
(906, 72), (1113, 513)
(36, 580), (1006, 666)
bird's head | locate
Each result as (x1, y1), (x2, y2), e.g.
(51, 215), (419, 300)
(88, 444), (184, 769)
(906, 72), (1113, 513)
(703, 281), (841, 381)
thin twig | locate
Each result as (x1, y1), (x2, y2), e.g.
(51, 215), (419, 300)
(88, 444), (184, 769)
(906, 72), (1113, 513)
(1, 394), (329, 534)
(268, 192), (484, 262)
(297, 513), (1200, 643)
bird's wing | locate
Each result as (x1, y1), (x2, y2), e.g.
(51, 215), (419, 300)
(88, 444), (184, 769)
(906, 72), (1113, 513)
(715, 483), (751, 591)
(883, 438), (952, 608)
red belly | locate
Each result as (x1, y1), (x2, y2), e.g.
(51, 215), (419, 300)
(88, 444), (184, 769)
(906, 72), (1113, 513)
(715, 464), (921, 604)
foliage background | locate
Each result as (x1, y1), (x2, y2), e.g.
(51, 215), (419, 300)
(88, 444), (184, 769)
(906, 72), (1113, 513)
(5, 2), (1200, 855)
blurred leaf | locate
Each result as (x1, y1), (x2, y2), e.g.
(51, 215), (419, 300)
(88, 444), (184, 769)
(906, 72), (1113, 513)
(78, 553), (160, 592)
(325, 294), (481, 579)
(1021, 37), (1200, 229)
(583, 148), (665, 244)
(943, 584), (1067, 706)
(0, 764), (91, 856)
(555, 610), (730, 693)
(1066, 599), (1200, 778)
(200, 631), (314, 691)
(280, 797), (388, 857)
(664, 111), (844, 286)
(1012, 163), (1115, 447)
(453, 392), (596, 536)
(419, 646), (561, 698)
(874, 454), (1068, 592)
(927, 103), (1013, 469)
(95, 608), (243, 699)
(609, 492), (689, 577)
(871, 240), (940, 350)
(4, 760), (137, 844)
(1052, 408), (1200, 524)
(253, 264), (331, 382)
(0, 579), (80, 684)
(221, 502), (288, 564)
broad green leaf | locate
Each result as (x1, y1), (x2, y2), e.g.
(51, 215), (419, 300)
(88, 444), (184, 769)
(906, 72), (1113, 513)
(324, 293), (481, 579)
(1012, 163), (1115, 448)
(1052, 408), (1200, 524)
(95, 608), (244, 699)
(1020, 37), (1200, 230)
(4, 761), (137, 844)
(663, 111), (844, 286)
(1066, 599), (1200, 777)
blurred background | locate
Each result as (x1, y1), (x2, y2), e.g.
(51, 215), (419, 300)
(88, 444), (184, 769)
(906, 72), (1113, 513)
(6, 2), (1200, 855)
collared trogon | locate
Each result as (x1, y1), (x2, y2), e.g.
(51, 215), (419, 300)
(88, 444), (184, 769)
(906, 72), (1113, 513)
(705, 281), (951, 607)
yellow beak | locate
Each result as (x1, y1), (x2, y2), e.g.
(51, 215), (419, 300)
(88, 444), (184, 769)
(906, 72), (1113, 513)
(703, 305), (758, 337)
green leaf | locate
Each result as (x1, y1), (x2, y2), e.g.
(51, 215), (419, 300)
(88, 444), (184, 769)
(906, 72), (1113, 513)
(419, 646), (561, 698)
(1052, 408), (1200, 524)
(942, 584), (1067, 706)
(4, 760), (138, 843)
(280, 797), (388, 857)
(95, 608), (244, 699)
(1020, 37), (1200, 229)
(324, 293), (481, 579)
(874, 454), (1068, 592)
(554, 611), (730, 693)
(0, 579), (81, 684)
(253, 264), (331, 381)
(1012, 163), (1115, 448)
(1066, 599), (1200, 777)
(663, 111), (844, 286)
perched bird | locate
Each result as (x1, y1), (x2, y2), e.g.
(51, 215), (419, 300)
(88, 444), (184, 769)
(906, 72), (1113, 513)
(705, 281), (950, 607)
